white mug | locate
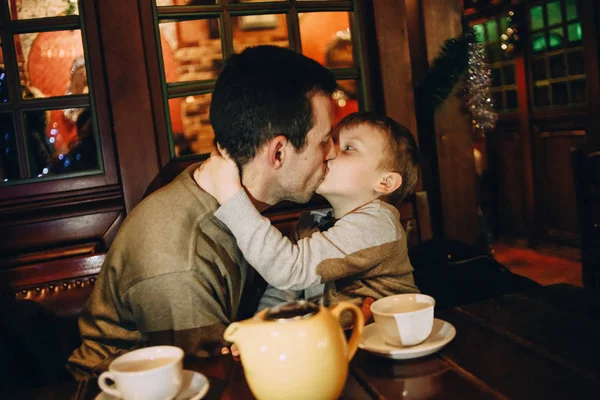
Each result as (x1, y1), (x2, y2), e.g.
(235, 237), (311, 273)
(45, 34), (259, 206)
(98, 346), (184, 400)
(371, 293), (435, 347)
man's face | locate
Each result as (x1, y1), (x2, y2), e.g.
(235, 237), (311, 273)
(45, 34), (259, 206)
(279, 93), (335, 203)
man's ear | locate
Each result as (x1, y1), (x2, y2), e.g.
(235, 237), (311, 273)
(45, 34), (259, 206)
(266, 135), (288, 169)
(374, 172), (402, 195)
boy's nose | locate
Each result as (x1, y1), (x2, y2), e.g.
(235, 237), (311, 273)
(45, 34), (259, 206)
(325, 136), (337, 161)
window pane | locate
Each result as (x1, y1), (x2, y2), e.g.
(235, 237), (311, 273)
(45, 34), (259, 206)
(506, 90), (518, 109)
(567, 50), (585, 75)
(491, 91), (503, 110)
(159, 19), (222, 83)
(156, 0), (218, 5)
(169, 93), (214, 157)
(17, 30), (87, 99)
(548, 27), (565, 49)
(532, 33), (547, 53)
(546, 1), (562, 26)
(0, 114), (20, 182)
(551, 82), (568, 105)
(530, 5), (545, 31)
(532, 58), (548, 81)
(473, 24), (485, 43)
(534, 85), (550, 106)
(299, 12), (353, 68)
(332, 80), (359, 125)
(485, 44), (501, 63)
(485, 20), (498, 42)
(570, 79), (586, 103)
(567, 23), (583, 44)
(503, 65), (516, 85)
(9, 0), (79, 19)
(232, 14), (289, 54)
(566, 0), (579, 21)
(491, 68), (501, 87)
(549, 54), (566, 78)
(0, 41), (9, 103)
(499, 15), (509, 34)
(24, 107), (100, 177)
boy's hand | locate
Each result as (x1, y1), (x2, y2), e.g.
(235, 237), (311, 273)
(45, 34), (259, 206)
(194, 152), (241, 204)
(361, 297), (375, 325)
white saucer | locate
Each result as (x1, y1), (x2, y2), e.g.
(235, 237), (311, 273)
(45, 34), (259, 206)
(359, 318), (456, 360)
(94, 369), (210, 400)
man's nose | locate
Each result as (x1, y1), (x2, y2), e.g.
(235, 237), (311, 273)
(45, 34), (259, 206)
(325, 136), (337, 161)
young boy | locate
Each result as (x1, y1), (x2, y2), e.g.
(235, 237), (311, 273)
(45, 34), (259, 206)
(195, 112), (420, 320)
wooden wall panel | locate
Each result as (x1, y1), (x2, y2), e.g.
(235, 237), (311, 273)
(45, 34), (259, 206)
(535, 131), (585, 243)
(491, 131), (526, 235)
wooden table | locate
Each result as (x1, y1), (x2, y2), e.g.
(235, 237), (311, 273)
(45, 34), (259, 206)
(11, 284), (600, 399)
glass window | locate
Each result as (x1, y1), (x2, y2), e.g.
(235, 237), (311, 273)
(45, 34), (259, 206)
(548, 27), (564, 49)
(299, 12), (354, 68)
(16, 30), (87, 99)
(475, 13), (518, 113)
(570, 79), (586, 103)
(485, 20), (498, 42)
(549, 55), (566, 78)
(1, 0), (106, 186)
(152, 0), (364, 160)
(232, 14), (289, 54)
(473, 24), (485, 43)
(530, 5), (545, 31)
(9, 0), (79, 19)
(159, 19), (223, 83)
(546, 1), (563, 26)
(0, 114), (20, 182)
(566, 0), (578, 21)
(528, 0), (586, 108)
(24, 107), (98, 177)
(168, 93), (214, 157)
(567, 22), (582, 44)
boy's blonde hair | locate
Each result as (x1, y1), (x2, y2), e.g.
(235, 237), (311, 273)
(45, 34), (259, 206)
(334, 112), (420, 202)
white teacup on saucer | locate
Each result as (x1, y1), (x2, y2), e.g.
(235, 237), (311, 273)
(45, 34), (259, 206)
(98, 345), (184, 400)
(95, 369), (209, 400)
(371, 293), (435, 347)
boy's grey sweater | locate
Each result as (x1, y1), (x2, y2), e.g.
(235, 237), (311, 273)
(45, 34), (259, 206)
(215, 189), (419, 310)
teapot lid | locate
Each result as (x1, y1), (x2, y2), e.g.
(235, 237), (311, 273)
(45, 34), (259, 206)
(265, 300), (320, 322)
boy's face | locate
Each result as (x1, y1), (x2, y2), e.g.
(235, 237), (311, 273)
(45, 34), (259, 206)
(316, 124), (389, 199)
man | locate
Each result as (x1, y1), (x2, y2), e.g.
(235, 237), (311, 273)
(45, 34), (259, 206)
(67, 45), (337, 378)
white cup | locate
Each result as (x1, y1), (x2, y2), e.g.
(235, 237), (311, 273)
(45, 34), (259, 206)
(98, 346), (184, 400)
(371, 293), (435, 347)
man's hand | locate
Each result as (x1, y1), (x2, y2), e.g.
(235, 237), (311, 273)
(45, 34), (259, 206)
(194, 152), (242, 205)
(221, 343), (240, 359)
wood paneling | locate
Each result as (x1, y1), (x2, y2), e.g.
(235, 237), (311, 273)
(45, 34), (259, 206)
(422, 0), (480, 245)
(534, 130), (585, 243)
(96, 0), (161, 212)
(0, 210), (123, 258)
(489, 130), (527, 235)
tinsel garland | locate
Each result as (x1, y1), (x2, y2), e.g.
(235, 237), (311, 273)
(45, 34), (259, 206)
(466, 39), (497, 135)
(417, 28), (497, 136)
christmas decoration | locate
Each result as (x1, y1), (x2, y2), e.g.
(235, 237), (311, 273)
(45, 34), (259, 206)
(466, 37), (497, 135)
(500, 11), (520, 55)
(417, 26), (497, 136)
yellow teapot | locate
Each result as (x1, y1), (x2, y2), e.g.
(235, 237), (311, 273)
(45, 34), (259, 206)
(224, 300), (364, 400)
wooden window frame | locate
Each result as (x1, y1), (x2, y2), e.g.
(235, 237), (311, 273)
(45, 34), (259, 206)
(0, 0), (118, 203)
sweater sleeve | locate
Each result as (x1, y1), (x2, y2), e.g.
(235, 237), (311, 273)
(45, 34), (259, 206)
(214, 190), (399, 290)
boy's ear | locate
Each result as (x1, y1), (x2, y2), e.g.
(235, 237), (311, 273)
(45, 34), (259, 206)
(266, 135), (288, 169)
(374, 172), (402, 195)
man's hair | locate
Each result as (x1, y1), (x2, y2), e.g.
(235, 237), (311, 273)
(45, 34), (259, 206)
(335, 112), (420, 203)
(210, 46), (337, 165)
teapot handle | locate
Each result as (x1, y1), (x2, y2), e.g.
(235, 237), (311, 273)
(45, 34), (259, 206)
(330, 302), (364, 361)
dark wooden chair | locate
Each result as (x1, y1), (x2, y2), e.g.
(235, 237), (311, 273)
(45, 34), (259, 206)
(572, 149), (600, 293)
